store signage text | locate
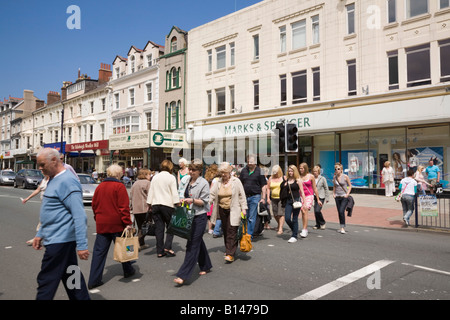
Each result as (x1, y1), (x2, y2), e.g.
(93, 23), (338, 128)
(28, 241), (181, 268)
(224, 117), (311, 136)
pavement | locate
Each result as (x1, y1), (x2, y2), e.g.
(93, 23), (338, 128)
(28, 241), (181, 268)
(308, 193), (408, 230)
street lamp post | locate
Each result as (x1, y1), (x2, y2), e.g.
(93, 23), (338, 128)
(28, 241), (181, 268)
(60, 103), (64, 158)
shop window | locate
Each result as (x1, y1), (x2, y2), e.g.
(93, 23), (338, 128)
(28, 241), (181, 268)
(406, 44), (431, 87)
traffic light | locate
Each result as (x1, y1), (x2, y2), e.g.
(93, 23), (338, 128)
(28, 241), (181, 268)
(275, 122), (285, 154)
(285, 122), (298, 152)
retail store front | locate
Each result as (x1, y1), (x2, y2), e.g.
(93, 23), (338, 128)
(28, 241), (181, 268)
(192, 93), (450, 190)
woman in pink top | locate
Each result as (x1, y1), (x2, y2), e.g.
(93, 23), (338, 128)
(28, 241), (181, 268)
(298, 163), (322, 238)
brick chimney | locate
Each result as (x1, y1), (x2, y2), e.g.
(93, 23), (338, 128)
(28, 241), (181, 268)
(47, 91), (61, 105)
(98, 63), (112, 84)
(61, 81), (71, 101)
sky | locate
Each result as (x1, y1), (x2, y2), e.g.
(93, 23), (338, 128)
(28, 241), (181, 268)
(0, 0), (262, 102)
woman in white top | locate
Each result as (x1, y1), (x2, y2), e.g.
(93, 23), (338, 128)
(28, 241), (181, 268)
(399, 169), (418, 226)
(413, 165), (431, 196)
(381, 161), (395, 197)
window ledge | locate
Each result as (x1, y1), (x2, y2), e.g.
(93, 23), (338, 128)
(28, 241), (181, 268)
(401, 13), (432, 26)
(383, 22), (399, 30)
(435, 7), (450, 17)
(343, 33), (357, 41)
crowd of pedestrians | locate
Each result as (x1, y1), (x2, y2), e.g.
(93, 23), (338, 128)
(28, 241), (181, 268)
(26, 148), (363, 299)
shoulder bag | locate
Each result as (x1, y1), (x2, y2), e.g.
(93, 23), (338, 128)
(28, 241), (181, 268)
(288, 181), (302, 209)
(395, 182), (410, 202)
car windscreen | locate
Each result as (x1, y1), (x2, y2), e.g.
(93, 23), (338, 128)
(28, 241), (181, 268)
(25, 170), (43, 177)
(79, 176), (95, 184)
(2, 171), (16, 176)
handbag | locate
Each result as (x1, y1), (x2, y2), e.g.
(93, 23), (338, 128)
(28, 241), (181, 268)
(395, 182), (410, 202)
(141, 212), (156, 236)
(288, 181), (302, 209)
(113, 228), (139, 263)
(167, 203), (195, 241)
(258, 201), (269, 216)
(239, 216), (252, 253)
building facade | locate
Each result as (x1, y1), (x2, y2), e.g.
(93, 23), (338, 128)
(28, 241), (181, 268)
(109, 41), (164, 170)
(186, 0), (450, 189)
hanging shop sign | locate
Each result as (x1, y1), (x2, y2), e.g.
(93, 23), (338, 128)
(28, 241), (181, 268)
(150, 131), (189, 149)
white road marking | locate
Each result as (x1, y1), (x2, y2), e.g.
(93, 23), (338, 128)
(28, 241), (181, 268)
(294, 259), (395, 300)
(402, 263), (450, 276)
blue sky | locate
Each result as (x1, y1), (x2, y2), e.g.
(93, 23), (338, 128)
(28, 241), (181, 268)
(0, 0), (262, 102)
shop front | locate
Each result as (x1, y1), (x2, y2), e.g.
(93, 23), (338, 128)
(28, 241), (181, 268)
(109, 131), (150, 172)
(65, 140), (109, 174)
(191, 93), (450, 191)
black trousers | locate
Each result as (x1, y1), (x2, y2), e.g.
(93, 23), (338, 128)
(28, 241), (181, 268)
(36, 241), (90, 300)
(176, 213), (213, 280)
(152, 205), (174, 255)
(88, 232), (135, 287)
(313, 196), (326, 226)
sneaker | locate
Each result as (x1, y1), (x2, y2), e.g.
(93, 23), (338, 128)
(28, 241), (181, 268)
(320, 224), (326, 230)
(288, 237), (298, 243)
(338, 228), (346, 234)
(300, 229), (308, 238)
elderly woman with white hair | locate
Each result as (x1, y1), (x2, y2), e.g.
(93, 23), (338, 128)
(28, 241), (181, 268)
(177, 158), (189, 186)
(88, 164), (135, 289)
(209, 162), (247, 263)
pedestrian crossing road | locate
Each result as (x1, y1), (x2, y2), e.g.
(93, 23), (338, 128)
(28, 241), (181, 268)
(1, 185), (450, 301)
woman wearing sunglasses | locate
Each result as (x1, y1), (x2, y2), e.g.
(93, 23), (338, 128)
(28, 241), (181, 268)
(332, 163), (352, 234)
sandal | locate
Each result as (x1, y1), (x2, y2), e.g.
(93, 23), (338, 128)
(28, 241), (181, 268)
(164, 249), (176, 257)
(224, 255), (234, 263)
(199, 270), (211, 276)
(174, 277), (184, 286)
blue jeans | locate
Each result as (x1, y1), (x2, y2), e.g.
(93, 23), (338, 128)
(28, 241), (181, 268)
(284, 198), (301, 238)
(401, 194), (415, 223)
(213, 219), (222, 236)
(246, 194), (261, 236)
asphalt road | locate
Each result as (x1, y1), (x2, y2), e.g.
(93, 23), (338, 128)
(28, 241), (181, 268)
(1, 185), (450, 302)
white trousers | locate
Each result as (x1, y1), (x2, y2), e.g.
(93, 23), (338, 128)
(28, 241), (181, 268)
(384, 181), (395, 196)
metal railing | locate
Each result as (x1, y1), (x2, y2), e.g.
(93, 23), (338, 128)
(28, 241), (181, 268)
(414, 193), (450, 231)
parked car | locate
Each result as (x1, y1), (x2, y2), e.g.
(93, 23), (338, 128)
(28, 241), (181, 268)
(14, 169), (44, 189)
(0, 170), (16, 186)
(77, 174), (99, 204)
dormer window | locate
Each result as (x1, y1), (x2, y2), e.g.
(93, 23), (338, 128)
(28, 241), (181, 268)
(171, 37), (178, 52)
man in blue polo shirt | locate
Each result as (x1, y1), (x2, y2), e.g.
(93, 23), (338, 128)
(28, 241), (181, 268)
(425, 159), (440, 194)
(33, 148), (90, 300)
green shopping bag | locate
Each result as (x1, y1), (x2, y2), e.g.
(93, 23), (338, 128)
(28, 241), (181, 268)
(167, 203), (195, 241)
